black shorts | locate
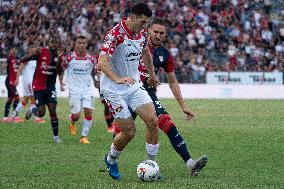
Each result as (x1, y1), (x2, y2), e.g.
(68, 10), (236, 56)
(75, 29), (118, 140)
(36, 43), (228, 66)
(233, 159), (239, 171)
(5, 77), (18, 98)
(34, 89), (57, 107)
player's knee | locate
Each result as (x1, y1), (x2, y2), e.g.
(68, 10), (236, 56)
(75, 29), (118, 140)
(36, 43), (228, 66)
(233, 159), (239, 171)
(158, 114), (175, 133)
(124, 125), (136, 140)
(71, 112), (80, 121)
(7, 97), (13, 103)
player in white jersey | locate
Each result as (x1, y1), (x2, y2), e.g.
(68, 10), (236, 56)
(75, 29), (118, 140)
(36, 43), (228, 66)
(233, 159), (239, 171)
(98, 3), (161, 180)
(61, 35), (96, 144)
(12, 48), (45, 123)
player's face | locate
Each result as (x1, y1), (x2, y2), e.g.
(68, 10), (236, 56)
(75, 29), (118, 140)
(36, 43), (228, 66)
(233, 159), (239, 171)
(149, 24), (166, 47)
(75, 38), (87, 53)
(132, 15), (150, 33)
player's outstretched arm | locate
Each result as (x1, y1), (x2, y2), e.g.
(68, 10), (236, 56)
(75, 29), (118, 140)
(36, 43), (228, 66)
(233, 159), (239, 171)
(142, 47), (160, 88)
(98, 54), (135, 85)
(57, 53), (65, 91)
(20, 48), (40, 63)
(167, 72), (194, 120)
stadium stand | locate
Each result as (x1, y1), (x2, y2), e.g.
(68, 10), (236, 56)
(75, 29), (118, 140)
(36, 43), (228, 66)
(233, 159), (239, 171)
(0, 0), (283, 83)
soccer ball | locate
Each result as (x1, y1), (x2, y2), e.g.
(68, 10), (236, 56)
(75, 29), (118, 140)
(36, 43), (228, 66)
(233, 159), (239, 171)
(137, 160), (160, 182)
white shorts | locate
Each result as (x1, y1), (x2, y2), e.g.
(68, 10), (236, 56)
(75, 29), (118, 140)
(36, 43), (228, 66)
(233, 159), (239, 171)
(102, 87), (152, 119)
(69, 92), (94, 114)
(22, 77), (33, 96)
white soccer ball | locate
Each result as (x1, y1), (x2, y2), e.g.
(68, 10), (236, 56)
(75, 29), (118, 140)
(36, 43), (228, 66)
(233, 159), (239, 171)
(137, 160), (160, 182)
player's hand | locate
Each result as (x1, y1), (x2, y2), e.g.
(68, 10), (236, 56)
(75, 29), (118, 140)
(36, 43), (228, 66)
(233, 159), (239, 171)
(147, 75), (160, 88)
(116, 77), (136, 85)
(13, 78), (19, 86)
(60, 83), (65, 91)
(182, 106), (195, 120)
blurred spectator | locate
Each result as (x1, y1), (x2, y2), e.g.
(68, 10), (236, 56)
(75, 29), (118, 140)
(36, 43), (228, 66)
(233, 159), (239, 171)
(0, 0), (283, 83)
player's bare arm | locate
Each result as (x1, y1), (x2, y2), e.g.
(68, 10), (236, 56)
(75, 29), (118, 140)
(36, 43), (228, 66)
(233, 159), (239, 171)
(167, 72), (194, 120)
(98, 54), (135, 85)
(142, 46), (160, 87)
(92, 69), (101, 89)
(57, 52), (65, 91)
(14, 62), (25, 86)
(20, 48), (41, 63)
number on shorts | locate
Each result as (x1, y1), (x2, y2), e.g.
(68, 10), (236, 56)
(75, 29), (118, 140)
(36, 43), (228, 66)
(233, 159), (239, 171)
(51, 91), (56, 98)
(155, 101), (163, 109)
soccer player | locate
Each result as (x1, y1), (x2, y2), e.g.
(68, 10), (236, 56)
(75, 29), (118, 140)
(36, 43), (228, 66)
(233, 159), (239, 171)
(61, 35), (96, 144)
(98, 3), (161, 180)
(21, 38), (62, 143)
(93, 70), (116, 133)
(12, 47), (45, 123)
(2, 47), (22, 123)
(114, 18), (208, 176)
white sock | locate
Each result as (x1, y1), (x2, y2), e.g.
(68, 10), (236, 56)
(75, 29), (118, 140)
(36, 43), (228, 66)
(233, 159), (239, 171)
(186, 158), (195, 169)
(146, 143), (159, 161)
(107, 143), (123, 164)
(30, 104), (36, 111)
(81, 118), (92, 137)
(12, 102), (24, 117)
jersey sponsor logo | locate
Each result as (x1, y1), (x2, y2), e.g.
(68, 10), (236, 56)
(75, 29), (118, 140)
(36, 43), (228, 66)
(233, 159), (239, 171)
(72, 68), (89, 74)
(125, 51), (141, 62)
(139, 70), (149, 78)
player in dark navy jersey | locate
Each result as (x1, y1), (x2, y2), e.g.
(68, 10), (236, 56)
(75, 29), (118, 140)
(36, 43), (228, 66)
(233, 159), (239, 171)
(2, 47), (22, 123)
(20, 38), (63, 143)
(115, 18), (208, 176)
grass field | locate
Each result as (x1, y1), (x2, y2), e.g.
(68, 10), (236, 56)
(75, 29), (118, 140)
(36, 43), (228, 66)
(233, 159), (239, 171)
(0, 98), (283, 189)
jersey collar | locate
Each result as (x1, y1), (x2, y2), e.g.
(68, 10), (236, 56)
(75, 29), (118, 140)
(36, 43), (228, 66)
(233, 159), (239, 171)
(121, 17), (133, 37)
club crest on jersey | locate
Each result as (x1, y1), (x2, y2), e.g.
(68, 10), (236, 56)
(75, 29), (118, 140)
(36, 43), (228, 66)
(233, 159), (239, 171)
(159, 56), (163, 62)
(115, 106), (123, 113)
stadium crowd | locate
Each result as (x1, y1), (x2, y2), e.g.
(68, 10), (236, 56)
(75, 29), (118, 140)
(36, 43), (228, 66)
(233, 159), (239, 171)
(0, 0), (284, 83)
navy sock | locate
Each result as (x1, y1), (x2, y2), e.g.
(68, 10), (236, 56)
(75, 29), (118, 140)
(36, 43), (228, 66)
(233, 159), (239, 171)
(4, 101), (12, 117)
(13, 99), (19, 111)
(167, 126), (191, 162)
(31, 107), (38, 116)
(51, 118), (59, 136)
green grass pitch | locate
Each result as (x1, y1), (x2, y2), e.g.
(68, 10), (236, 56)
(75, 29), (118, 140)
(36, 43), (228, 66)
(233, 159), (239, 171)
(0, 98), (283, 189)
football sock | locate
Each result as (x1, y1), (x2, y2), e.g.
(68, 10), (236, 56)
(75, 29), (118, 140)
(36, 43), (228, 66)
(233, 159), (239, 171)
(30, 103), (36, 111)
(146, 143), (159, 161)
(186, 158), (195, 169)
(12, 102), (25, 117)
(51, 117), (59, 136)
(12, 99), (19, 110)
(167, 126), (191, 163)
(31, 107), (37, 116)
(4, 100), (12, 117)
(81, 116), (92, 137)
(105, 114), (114, 128)
(69, 114), (77, 124)
(107, 143), (123, 164)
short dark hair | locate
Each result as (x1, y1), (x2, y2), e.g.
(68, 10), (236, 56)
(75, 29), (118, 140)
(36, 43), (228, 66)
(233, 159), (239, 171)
(76, 34), (88, 40)
(149, 18), (168, 28)
(129, 3), (152, 18)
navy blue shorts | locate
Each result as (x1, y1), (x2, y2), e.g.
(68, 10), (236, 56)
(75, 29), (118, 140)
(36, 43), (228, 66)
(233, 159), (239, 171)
(5, 77), (18, 98)
(34, 89), (57, 107)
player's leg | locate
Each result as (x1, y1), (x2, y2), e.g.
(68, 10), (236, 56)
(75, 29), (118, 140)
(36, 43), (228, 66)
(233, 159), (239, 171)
(103, 100), (115, 132)
(150, 90), (207, 176)
(3, 79), (13, 122)
(103, 93), (134, 180)
(11, 96), (28, 120)
(47, 89), (60, 143)
(80, 95), (94, 144)
(68, 93), (81, 136)
(29, 96), (45, 123)
(27, 90), (46, 119)
(129, 88), (159, 162)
